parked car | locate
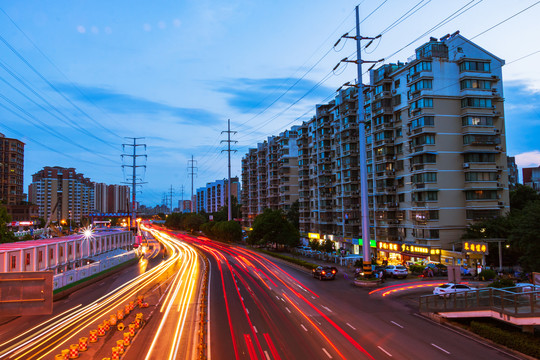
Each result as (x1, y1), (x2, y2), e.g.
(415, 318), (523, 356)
(426, 263), (448, 276)
(312, 266), (338, 280)
(384, 265), (408, 279)
(433, 283), (477, 297)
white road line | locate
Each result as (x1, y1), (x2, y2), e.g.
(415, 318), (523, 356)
(390, 321), (403, 328)
(431, 343), (451, 354)
(312, 296), (316, 299)
(300, 324), (308, 332)
(378, 346), (393, 357)
(285, 307), (291, 313)
(281, 297), (286, 302)
(346, 323), (356, 330)
(322, 348), (333, 359)
(241, 297), (244, 301)
(264, 351), (271, 360)
(276, 295), (280, 300)
(322, 306), (333, 313)
(246, 308), (249, 314)
(253, 325), (258, 333)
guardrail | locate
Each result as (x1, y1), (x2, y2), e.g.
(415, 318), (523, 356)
(419, 287), (540, 318)
(53, 251), (137, 290)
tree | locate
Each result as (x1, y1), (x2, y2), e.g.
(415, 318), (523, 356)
(509, 200), (540, 272)
(322, 239), (334, 253)
(510, 184), (540, 211)
(248, 209), (299, 248)
(182, 213), (205, 233)
(0, 206), (16, 243)
(286, 200), (300, 230)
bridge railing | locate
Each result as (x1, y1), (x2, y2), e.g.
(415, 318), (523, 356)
(419, 288), (540, 317)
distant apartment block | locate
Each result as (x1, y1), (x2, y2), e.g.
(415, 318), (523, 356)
(507, 156), (519, 189)
(241, 33), (510, 261)
(522, 165), (540, 192)
(196, 177), (240, 214)
(241, 128), (299, 227)
(94, 183), (130, 213)
(28, 166), (95, 223)
(0, 133), (24, 205)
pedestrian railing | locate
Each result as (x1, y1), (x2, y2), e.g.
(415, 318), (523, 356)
(419, 287), (540, 318)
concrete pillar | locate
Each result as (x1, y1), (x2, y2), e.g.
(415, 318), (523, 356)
(18, 249), (23, 272)
(33, 247), (37, 271)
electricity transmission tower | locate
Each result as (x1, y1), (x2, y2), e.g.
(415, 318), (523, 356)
(122, 137), (147, 231)
(221, 119), (237, 221)
(188, 156), (197, 212)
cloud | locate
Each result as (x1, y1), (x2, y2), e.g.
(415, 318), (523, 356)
(143, 23), (152, 32)
(214, 77), (334, 113)
(55, 83), (221, 125)
(77, 25), (86, 34)
(515, 151), (540, 168)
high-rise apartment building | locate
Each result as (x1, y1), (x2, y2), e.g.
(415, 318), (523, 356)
(94, 183), (130, 213)
(507, 156), (519, 190)
(241, 127), (299, 227)
(242, 33), (510, 264)
(28, 166), (95, 223)
(0, 133), (24, 205)
(196, 177), (240, 214)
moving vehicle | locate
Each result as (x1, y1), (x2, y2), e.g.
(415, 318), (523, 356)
(433, 283), (477, 297)
(312, 266), (338, 280)
(384, 265), (408, 279)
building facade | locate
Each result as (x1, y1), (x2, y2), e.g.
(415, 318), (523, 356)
(241, 128), (299, 227)
(0, 133), (24, 206)
(507, 156), (519, 190)
(94, 183), (130, 213)
(242, 33), (510, 265)
(522, 165), (540, 192)
(196, 177), (240, 214)
(28, 167), (95, 223)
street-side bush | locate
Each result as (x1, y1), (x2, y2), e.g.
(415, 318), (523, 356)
(470, 321), (540, 358)
(478, 269), (497, 281)
(354, 259), (363, 268)
(259, 249), (318, 270)
(409, 264), (425, 274)
(488, 277), (515, 288)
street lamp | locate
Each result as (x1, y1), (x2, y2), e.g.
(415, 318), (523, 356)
(80, 225), (94, 265)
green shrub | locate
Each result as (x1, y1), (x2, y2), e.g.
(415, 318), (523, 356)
(488, 278), (515, 288)
(409, 264), (425, 274)
(470, 321), (540, 358)
(354, 259), (363, 268)
(259, 249), (318, 270)
(478, 269), (496, 281)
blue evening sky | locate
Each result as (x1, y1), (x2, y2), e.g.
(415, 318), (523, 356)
(1, 0), (539, 206)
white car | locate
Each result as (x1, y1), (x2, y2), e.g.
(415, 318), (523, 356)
(433, 283), (477, 297)
(384, 265), (408, 279)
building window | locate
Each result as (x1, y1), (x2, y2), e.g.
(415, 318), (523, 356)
(465, 172), (498, 181)
(408, 61), (432, 76)
(463, 134), (500, 145)
(411, 172), (437, 183)
(394, 79), (400, 88)
(410, 79), (433, 92)
(411, 153), (436, 164)
(410, 133), (435, 146)
(49, 249), (53, 260)
(11, 256), (16, 269)
(38, 251), (43, 262)
(466, 209), (500, 220)
(460, 79), (492, 90)
(410, 98), (433, 111)
(398, 193), (405, 202)
(465, 190), (498, 200)
(461, 97), (492, 108)
(410, 116), (434, 129)
(462, 116), (494, 126)
(412, 191), (438, 202)
(459, 61), (490, 72)
(464, 153), (495, 163)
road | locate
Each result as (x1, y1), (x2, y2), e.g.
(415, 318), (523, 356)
(180, 233), (520, 360)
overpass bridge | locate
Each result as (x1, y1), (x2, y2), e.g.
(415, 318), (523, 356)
(419, 285), (540, 332)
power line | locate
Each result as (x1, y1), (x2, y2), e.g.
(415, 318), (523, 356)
(122, 137), (147, 229)
(221, 119), (237, 221)
(188, 155), (197, 212)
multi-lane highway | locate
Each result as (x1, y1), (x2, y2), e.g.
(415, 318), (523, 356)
(0, 226), (523, 360)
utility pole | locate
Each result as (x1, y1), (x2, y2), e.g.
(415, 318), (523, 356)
(188, 156), (197, 212)
(180, 185), (185, 212)
(122, 137), (147, 232)
(333, 6), (382, 276)
(221, 119), (237, 221)
(169, 185), (174, 213)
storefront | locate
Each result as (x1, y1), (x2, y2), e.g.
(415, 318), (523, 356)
(441, 240), (487, 271)
(376, 241), (441, 265)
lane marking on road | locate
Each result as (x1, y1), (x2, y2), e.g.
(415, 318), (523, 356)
(390, 321), (403, 328)
(378, 346), (392, 357)
(311, 296), (316, 300)
(276, 295), (280, 300)
(322, 305), (333, 313)
(280, 297), (285, 302)
(285, 307), (291, 313)
(300, 324), (308, 332)
(264, 351), (271, 360)
(246, 308), (249, 314)
(431, 343), (451, 354)
(253, 326), (258, 333)
(346, 323), (356, 330)
(322, 348), (333, 359)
